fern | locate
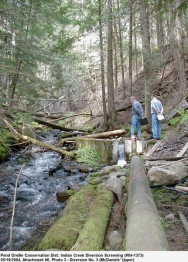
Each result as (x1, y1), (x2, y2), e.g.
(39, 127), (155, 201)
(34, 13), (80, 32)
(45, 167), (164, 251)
(180, 114), (188, 124)
(169, 117), (180, 126)
(177, 108), (185, 117)
(169, 109), (188, 126)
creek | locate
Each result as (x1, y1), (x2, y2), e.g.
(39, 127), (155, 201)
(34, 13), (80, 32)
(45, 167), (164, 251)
(0, 130), (91, 251)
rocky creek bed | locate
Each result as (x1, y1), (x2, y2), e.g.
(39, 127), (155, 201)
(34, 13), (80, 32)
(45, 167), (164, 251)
(21, 160), (188, 251)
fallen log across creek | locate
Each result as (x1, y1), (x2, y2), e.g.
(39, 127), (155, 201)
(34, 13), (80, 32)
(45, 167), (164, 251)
(33, 117), (85, 132)
(60, 129), (127, 144)
(3, 119), (75, 158)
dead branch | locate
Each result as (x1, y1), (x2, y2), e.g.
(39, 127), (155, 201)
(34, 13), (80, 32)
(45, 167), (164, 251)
(4, 120), (75, 158)
(10, 164), (25, 251)
(162, 186), (188, 195)
(178, 212), (188, 234)
(175, 186), (188, 193)
(50, 113), (92, 122)
(176, 142), (188, 157)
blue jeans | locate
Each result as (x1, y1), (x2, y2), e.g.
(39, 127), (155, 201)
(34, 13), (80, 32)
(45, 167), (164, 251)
(152, 113), (161, 139)
(131, 114), (142, 139)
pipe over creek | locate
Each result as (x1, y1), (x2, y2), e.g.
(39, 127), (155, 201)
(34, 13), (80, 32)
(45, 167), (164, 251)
(0, 131), (170, 251)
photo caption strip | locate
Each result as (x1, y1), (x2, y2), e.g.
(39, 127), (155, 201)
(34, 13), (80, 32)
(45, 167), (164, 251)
(0, 251), (186, 262)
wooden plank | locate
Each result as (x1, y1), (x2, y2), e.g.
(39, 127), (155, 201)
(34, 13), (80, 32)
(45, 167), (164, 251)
(145, 160), (167, 166)
(176, 142), (188, 157)
(145, 140), (162, 157)
(178, 212), (188, 234)
(145, 158), (188, 168)
(145, 156), (187, 161)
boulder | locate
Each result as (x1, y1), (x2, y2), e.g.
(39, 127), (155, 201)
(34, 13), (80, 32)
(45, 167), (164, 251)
(0, 192), (9, 204)
(109, 171), (127, 178)
(165, 213), (175, 220)
(168, 162), (187, 180)
(108, 230), (123, 246)
(100, 165), (122, 176)
(62, 161), (93, 173)
(147, 162), (187, 185)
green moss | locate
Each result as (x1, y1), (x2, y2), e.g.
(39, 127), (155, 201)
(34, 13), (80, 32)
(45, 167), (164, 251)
(38, 184), (98, 251)
(91, 172), (101, 177)
(76, 146), (101, 168)
(88, 177), (102, 185)
(73, 189), (114, 251)
(66, 189), (75, 195)
(0, 125), (16, 161)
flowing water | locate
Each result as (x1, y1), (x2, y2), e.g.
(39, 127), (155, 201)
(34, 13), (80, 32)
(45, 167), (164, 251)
(117, 143), (127, 167)
(0, 130), (90, 251)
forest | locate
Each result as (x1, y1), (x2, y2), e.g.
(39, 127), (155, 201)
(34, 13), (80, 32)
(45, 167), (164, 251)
(0, 0), (188, 253)
(0, 0), (187, 133)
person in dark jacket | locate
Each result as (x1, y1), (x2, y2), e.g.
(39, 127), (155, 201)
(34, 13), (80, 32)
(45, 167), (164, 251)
(130, 96), (143, 139)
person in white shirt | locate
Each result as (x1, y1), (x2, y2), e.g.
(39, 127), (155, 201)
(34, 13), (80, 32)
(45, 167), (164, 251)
(150, 94), (163, 140)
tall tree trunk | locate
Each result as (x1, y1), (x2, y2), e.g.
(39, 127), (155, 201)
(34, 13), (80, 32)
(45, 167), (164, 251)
(117, 0), (126, 99)
(129, 3), (133, 96)
(107, 0), (116, 130)
(172, 0), (187, 96)
(66, 84), (71, 111)
(113, 17), (118, 90)
(156, 0), (165, 62)
(99, 0), (108, 128)
(139, 0), (152, 129)
(134, 13), (138, 79)
(156, 19), (165, 59)
(10, 60), (23, 100)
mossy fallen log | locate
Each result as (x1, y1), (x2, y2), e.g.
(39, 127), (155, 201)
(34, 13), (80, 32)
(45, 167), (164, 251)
(60, 129), (127, 144)
(37, 185), (98, 251)
(4, 119), (75, 158)
(71, 188), (114, 251)
(33, 117), (85, 132)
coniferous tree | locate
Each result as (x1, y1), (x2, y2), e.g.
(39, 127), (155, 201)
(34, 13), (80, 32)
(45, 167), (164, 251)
(107, 0), (116, 130)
